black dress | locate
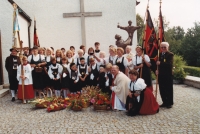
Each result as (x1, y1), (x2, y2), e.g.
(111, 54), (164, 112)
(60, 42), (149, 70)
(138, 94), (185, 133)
(43, 56), (52, 87)
(115, 57), (126, 74)
(98, 72), (106, 92)
(88, 64), (99, 86)
(125, 81), (145, 116)
(78, 64), (88, 89)
(5, 55), (20, 91)
(69, 70), (79, 93)
(136, 55), (152, 87)
(50, 64), (61, 90)
(104, 72), (113, 96)
(30, 55), (45, 89)
(61, 65), (70, 89)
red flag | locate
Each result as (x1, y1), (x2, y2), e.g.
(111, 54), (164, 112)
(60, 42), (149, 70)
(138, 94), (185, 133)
(142, 10), (159, 73)
(33, 18), (40, 47)
(158, 6), (165, 45)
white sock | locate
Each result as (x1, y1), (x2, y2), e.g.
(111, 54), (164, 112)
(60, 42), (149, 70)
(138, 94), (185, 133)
(11, 90), (15, 98)
(63, 90), (67, 98)
(55, 90), (58, 97)
(57, 90), (61, 97)
(34, 91), (37, 98)
(47, 91), (50, 97)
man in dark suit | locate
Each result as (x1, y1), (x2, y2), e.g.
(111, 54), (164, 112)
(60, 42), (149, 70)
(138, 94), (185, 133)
(5, 48), (21, 101)
(156, 42), (174, 108)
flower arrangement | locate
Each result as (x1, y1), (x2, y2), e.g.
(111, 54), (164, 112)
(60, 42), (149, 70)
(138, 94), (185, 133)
(47, 97), (69, 112)
(67, 93), (83, 111)
(90, 93), (111, 106)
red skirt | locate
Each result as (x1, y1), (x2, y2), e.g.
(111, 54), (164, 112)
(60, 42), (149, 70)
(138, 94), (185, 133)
(139, 87), (159, 115)
(18, 85), (34, 100)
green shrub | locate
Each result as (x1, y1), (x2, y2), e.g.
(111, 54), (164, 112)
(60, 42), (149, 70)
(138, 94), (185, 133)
(183, 66), (200, 77)
(151, 71), (156, 80)
(173, 55), (187, 81)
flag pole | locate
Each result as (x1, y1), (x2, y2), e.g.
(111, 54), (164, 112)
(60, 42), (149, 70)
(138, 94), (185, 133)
(155, 0), (162, 100)
(13, 3), (24, 103)
(140, 0), (149, 78)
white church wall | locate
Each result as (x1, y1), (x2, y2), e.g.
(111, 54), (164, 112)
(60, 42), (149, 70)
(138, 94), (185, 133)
(18, 14), (29, 47)
(1, 0), (137, 84)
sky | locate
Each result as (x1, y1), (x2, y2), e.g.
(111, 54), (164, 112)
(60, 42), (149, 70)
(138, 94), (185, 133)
(136, 0), (200, 32)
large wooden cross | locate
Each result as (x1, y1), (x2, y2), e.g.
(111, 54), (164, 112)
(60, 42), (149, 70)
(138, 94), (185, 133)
(63, 0), (102, 46)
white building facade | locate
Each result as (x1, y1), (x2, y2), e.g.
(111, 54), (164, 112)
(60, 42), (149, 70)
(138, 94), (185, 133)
(0, 0), (137, 84)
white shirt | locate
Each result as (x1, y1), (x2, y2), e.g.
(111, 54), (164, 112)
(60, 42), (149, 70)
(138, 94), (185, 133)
(123, 53), (134, 70)
(28, 54), (45, 63)
(128, 80), (140, 102)
(104, 55), (117, 64)
(17, 64), (33, 85)
(68, 69), (79, 83)
(48, 63), (63, 79)
(45, 55), (51, 62)
(133, 54), (150, 65)
(60, 64), (70, 78)
(113, 56), (128, 68)
(78, 64), (89, 76)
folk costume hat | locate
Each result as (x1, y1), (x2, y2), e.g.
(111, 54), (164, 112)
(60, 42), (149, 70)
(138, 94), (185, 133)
(10, 47), (19, 52)
(134, 78), (147, 91)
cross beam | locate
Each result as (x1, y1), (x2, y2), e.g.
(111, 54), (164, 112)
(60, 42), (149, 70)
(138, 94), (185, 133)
(63, 0), (102, 47)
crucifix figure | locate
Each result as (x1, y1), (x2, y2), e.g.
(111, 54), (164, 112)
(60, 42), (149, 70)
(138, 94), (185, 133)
(63, 0), (102, 46)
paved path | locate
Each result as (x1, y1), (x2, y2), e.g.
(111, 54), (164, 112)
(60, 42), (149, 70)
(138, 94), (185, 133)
(0, 84), (200, 134)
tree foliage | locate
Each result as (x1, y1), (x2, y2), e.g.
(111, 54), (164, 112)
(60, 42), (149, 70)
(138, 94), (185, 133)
(136, 14), (144, 45)
(181, 22), (200, 66)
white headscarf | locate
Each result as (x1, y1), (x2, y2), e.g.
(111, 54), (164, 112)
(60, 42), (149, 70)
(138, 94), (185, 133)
(134, 78), (147, 91)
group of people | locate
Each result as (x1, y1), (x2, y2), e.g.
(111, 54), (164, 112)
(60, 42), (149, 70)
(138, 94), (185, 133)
(5, 41), (174, 116)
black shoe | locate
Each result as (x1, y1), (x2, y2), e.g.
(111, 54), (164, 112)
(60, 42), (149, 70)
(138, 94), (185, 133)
(166, 105), (172, 109)
(159, 104), (166, 107)
(11, 97), (15, 102)
(156, 109), (159, 113)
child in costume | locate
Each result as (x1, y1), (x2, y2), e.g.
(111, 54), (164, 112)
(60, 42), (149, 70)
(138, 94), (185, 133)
(61, 57), (70, 98)
(48, 57), (62, 97)
(78, 57), (88, 91)
(17, 56), (34, 103)
(69, 63), (80, 94)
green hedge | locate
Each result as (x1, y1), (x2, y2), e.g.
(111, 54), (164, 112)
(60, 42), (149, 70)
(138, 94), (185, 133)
(183, 66), (200, 77)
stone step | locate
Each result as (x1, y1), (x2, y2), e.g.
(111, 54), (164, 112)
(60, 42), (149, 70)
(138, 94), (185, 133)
(0, 88), (9, 98)
(184, 75), (200, 89)
(0, 85), (3, 90)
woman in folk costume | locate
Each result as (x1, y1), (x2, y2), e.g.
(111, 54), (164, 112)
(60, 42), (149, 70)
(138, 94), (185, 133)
(5, 47), (21, 101)
(79, 45), (88, 60)
(74, 49), (84, 66)
(66, 50), (74, 66)
(55, 49), (63, 64)
(133, 46), (153, 91)
(43, 48), (54, 97)
(126, 70), (159, 116)
(17, 56), (34, 103)
(97, 51), (106, 65)
(104, 46), (117, 65)
(28, 46), (46, 98)
(38, 47), (45, 56)
(86, 47), (101, 66)
(110, 65), (130, 110)
(78, 57), (88, 90)
(123, 45), (134, 71)
(114, 47), (129, 76)
(48, 57), (62, 97)
(88, 58), (100, 86)
(69, 63), (80, 93)
(60, 56), (70, 98)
